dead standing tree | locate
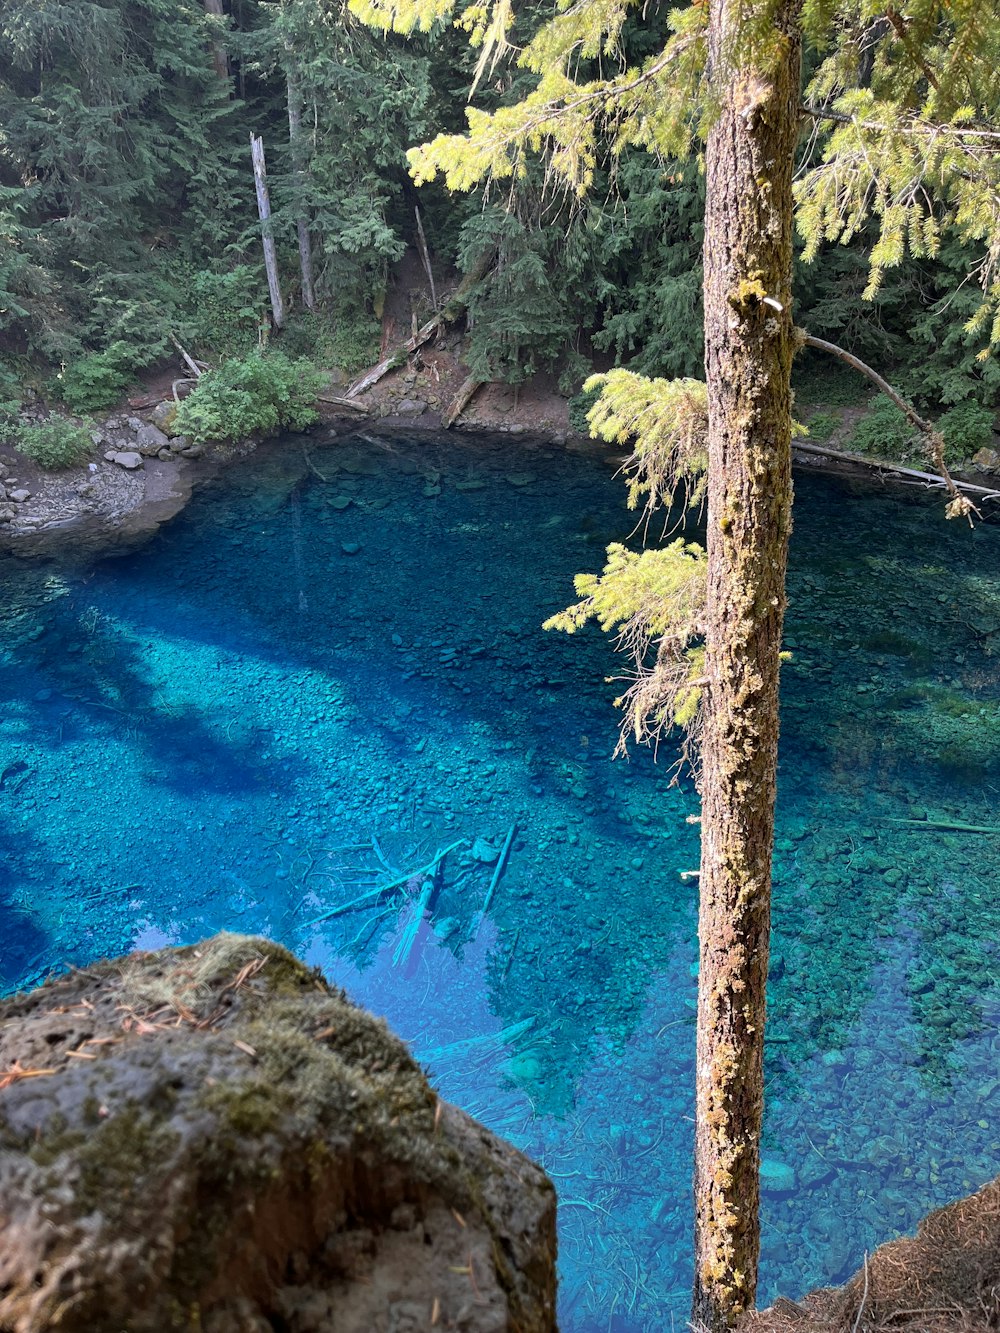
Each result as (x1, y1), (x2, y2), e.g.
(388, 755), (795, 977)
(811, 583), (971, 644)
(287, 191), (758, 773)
(250, 132), (286, 332)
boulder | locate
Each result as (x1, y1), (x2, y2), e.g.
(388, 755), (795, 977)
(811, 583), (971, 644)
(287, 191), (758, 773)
(135, 424), (170, 456)
(8, 489), (30, 503)
(0, 934), (557, 1333)
(395, 398), (428, 416)
(105, 451), (143, 470)
(759, 1158), (797, 1195)
(972, 446), (1000, 471)
(150, 400), (178, 433)
(0, 504), (16, 523)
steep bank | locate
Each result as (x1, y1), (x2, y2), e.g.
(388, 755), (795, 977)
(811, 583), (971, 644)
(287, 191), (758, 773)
(744, 1175), (1000, 1332)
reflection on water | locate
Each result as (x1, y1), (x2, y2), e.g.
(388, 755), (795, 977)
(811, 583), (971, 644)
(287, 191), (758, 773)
(1, 431), (998, 1330)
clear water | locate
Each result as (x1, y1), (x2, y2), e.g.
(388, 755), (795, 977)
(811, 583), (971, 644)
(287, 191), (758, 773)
(1, 430), (998, 1331)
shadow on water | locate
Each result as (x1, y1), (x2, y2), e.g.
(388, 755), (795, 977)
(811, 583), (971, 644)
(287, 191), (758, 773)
(1, 433), (999, 1328)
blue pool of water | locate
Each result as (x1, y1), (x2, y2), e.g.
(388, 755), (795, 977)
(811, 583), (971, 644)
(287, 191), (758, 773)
(1, 429), (998, 1330)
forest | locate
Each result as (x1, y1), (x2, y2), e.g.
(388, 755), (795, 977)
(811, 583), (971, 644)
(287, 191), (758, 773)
(2, 0), (1000, 455)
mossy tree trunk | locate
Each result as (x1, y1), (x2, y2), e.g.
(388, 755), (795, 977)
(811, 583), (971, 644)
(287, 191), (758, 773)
(692, 6), (802, 1330)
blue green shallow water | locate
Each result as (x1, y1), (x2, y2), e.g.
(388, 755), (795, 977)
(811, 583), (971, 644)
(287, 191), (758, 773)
(1, 429), (999, 1330)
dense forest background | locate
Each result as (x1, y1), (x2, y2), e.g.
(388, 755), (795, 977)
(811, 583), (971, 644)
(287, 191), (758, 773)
(1, 0), (999, 447)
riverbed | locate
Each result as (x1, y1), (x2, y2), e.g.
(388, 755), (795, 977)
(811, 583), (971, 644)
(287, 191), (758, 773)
(1, 428), (997, 1331)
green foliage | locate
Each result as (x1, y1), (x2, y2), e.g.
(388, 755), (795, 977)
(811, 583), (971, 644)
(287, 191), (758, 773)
(803, 410), (841, 442)
(544, 539), (707, 751)
(458, 207), (600, 384)
(181, 268), (268, 361)
(568, 382), (602, 434)
(544, 539), (705, 639)
(591, 155), (705, 378)
(937, 401), (996, 462)
(16, 417), (93, 470)
(846, 395), (991, 467)
(847, 396), (919, 462)
(280, 307), (381, 374)
(171, 352), (323, 446)
(57, 343), (138, 414)
(0, 398), (20, 442)
(585, 371), (708, 512)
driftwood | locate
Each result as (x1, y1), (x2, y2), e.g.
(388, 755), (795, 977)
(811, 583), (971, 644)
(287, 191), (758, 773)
(482, 824), (516, 917)
(793, 438), (1000, 503)
(443, 375), (486, 428)
(392, 880), (433, 967)
(316, 394), (369, 412)
(345, 244), (497, 399)
(882, 818), (1000, 834)
(303, 840), (465, 928)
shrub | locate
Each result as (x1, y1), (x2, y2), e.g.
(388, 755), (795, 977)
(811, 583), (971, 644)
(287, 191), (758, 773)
(57, 341), (137, 414)
(847, 395), (919, 461)
(17, 417), (93, 469)
(804, 409), (841, 442)
(280, 306), (381, 375)
(568, 382), (602, 435)
(936, 401), (996, 463)
(171, 352), (323, 446)
(183, 266), (267, 359)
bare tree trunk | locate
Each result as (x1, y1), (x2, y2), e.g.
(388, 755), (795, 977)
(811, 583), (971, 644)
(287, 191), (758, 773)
(692, 5), (802, 1330)
(286, 68), (315, 310)
(250, 133), (285, 331)
(414, 206), (437, 310)
(202, 0), (230, 81)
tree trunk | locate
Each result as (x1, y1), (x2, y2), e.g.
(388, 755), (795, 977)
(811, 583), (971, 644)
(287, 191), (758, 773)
(692, 6), (802, 1331)
(202, 0), (230, 81)
(286, 67), (315, 310)
(250, 133), (285, 331)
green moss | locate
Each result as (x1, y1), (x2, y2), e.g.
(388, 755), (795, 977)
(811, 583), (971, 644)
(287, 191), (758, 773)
(73, 1110), (181, 1222)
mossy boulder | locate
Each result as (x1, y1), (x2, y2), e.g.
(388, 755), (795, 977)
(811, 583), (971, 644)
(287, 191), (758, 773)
(0, 934), (557, 1332)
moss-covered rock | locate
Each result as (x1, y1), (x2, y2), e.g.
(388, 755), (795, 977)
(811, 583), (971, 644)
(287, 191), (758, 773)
(0, 934), (557, 1332)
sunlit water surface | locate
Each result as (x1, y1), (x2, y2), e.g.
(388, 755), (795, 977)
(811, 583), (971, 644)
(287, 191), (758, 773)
(1, 430), (998, 1331)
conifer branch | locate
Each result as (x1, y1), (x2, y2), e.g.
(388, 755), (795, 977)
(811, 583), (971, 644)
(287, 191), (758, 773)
(800, 103), (1000, 142)
(884, 6), (940, 92)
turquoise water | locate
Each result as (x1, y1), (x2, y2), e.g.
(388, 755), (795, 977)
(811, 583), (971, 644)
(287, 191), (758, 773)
(1, 430), (998, 1330)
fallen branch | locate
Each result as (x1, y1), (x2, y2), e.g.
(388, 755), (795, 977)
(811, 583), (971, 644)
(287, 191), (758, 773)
(417, 1016), (535, 1062)
(303, 840), (465, 927)
(345, 245), (497, 400)
(414, 206), (437, 311)
(392, 879), (433, 967)
(443, 375), (487, 428)
(169, 332), (203, 380)
(793, 439), (1000, 503)
(316, 394), (369, 412)
(800, 332), (988, 519)
(482, 823), (516, 917)
(301, 448), (327, 483)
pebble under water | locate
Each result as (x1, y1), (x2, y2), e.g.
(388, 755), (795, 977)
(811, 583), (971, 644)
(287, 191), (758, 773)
(1, 429), (999, 1330)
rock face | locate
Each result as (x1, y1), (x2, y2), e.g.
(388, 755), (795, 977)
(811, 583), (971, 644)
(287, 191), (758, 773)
(0, 935), (557, 1333)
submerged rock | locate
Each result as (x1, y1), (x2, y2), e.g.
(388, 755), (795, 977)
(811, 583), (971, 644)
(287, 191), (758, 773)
(0, 934), (557, 1333)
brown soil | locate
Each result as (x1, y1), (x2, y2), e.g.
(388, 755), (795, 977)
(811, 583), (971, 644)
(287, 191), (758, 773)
(742, 1175), (1000, 1333)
